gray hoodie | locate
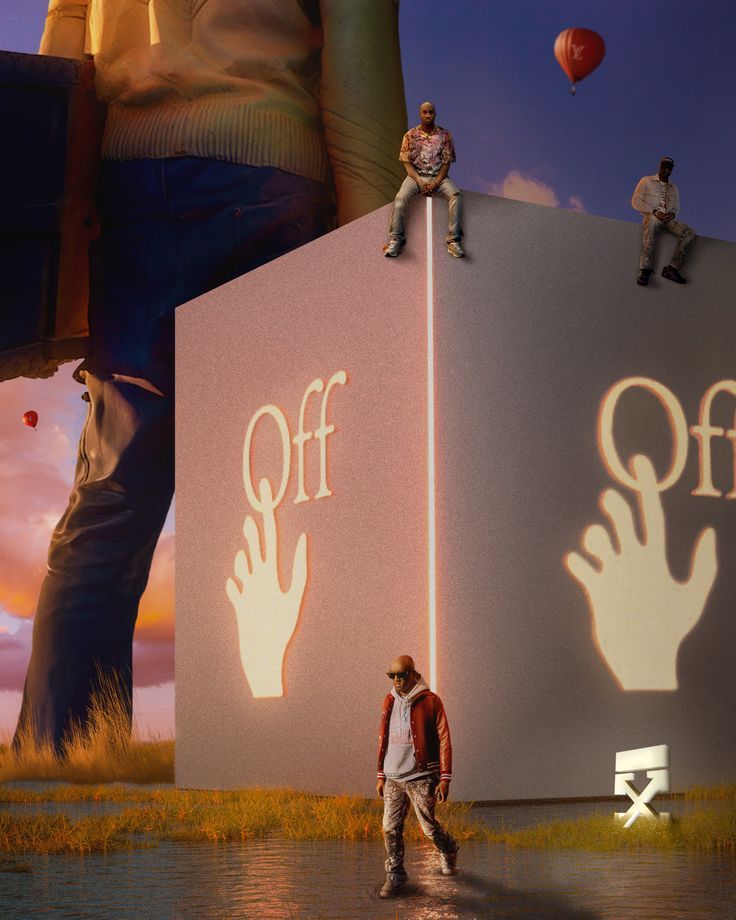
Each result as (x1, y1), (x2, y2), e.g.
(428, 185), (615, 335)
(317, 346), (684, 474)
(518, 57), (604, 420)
(383, 676), (433, 781)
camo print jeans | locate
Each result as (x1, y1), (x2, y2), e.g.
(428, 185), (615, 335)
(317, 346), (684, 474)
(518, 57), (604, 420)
(639, 213), (696, 271)
(382, 774), (458, 876)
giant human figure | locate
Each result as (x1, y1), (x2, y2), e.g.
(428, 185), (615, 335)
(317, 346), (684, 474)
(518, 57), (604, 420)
(15, 0), (406, 751)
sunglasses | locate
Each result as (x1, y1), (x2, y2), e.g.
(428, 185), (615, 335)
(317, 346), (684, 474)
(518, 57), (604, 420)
(387, 670), (411, 680)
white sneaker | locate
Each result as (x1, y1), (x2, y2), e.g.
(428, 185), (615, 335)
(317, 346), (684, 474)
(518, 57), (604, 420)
(439, 850), (458, 875)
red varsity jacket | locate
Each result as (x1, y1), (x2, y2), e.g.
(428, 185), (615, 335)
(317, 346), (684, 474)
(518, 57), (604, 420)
(376, 688), (452, 782)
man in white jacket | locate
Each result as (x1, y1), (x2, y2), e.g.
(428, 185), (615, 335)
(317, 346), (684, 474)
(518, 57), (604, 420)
(631, 156), (695, 285)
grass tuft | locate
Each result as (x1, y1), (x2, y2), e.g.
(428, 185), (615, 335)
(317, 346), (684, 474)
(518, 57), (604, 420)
(0, 674), (173, 785)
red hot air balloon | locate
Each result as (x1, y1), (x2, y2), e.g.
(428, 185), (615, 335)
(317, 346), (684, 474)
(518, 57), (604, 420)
(22, 410), (39, 429)
(554, 28), (605, 94)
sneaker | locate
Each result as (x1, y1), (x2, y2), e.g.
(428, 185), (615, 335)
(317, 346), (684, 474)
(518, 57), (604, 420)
(447, 240), (465, 258)
(378, 873), (407, 898)
(384, 239), (403, 258)
(662, 265), (686, 284)
(439, 850), (458, 875)
(637, 269), (652, 286)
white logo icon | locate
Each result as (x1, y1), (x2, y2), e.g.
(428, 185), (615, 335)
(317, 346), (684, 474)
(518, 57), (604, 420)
(565, 454), (717, 690)
(614, 744), (670, 827)
(226, 478), (308, 698)
(227, 371), (347, 698)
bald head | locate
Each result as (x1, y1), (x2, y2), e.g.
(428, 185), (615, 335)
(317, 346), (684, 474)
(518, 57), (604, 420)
(391, 655), (415, 672)
(388, 654), (418, 695)
(418, 102), (436, 133)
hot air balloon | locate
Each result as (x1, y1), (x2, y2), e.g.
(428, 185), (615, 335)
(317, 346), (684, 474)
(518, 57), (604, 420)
(22, 410), (38, 429)
(554, 28), (605, 95)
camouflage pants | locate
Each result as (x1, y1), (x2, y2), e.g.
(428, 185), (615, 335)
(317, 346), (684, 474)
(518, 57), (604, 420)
(382, 775), (458, 876)
(639, 213), (696, 271)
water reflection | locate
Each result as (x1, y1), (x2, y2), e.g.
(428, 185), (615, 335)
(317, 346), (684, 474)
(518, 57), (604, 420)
(2, 801), (735, 918)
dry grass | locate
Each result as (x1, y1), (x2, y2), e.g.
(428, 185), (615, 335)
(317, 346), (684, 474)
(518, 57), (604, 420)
(684, 784), (736, 801)
(1, 783), (735, 857)
(0, 674), (173, 785)
(0, 784), (158, 805)
(0, 786), (478, 854)
(477, 784), (736, 853)
(1, 680), (733, 858)
(482, 809), (736, 854)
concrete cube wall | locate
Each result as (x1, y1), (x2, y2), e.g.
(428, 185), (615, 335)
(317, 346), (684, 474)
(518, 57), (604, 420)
(176, 192), (736, 799)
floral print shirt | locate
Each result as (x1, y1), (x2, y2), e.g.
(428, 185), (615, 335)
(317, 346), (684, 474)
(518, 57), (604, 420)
(399, 125), (456, 178)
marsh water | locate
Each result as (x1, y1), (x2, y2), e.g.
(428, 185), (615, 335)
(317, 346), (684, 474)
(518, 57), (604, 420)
(3, 795), (736, 919)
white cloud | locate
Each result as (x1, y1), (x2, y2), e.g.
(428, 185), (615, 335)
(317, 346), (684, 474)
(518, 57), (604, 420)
(486, 170), (559, 207)
(479, 171), (586, 213)
(0, 610), (23, 635)
(567, 194), (586, 213)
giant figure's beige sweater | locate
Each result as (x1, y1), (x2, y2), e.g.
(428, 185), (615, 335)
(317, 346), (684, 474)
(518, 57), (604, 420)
(40, 0), (407, 224)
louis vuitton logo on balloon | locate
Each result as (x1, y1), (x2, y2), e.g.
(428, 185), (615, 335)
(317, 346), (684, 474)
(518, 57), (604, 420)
(227, 370), (348, 698)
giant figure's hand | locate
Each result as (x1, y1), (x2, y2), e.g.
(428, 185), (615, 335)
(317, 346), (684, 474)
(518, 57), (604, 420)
(226, 478), (308, 697)
(565, 455), (717, 690)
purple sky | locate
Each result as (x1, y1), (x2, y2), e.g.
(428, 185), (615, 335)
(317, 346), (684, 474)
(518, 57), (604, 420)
(398, 0), (735, 242)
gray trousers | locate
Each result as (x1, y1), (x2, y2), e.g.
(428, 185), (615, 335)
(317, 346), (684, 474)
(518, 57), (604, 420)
(388, 176), (463, 244)
(382, 775), (458, 877)
(639, 213), (695, 271)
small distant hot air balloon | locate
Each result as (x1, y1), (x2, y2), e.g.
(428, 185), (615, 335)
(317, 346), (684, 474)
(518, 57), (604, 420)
(22, 410), (39, 429)
(554, 28), (605, 95)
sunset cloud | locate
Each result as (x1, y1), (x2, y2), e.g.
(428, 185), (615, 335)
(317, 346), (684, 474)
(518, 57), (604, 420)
(481, 171), (586, 213)
(567, 194), (586, 213)
(0, 618), (33, 692)
(133, 640), (175, 687)
(0, 369), (87, 619)
(137, 533), (175, 645)
(0, 369), (175, 735)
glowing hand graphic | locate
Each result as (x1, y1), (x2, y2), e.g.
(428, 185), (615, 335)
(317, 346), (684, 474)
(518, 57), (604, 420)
(565, 455), (717, 690)
(226, 478), (308, 698)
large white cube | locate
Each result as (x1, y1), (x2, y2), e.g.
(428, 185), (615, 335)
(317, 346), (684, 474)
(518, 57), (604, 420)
(176, 193), (736, 799)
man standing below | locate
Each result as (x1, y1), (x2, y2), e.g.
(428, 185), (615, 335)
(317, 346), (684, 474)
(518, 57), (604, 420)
(14, 0), (407, 752)
(376, 654), (458, 899)
(632, 156), (695, 285)
(384, 102), (464, 258)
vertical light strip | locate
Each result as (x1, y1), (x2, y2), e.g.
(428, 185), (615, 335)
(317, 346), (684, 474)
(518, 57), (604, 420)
(426, 196), (437, 693)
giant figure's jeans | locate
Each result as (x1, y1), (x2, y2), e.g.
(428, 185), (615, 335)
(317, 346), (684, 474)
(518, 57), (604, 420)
(14, 158), (334, 751)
